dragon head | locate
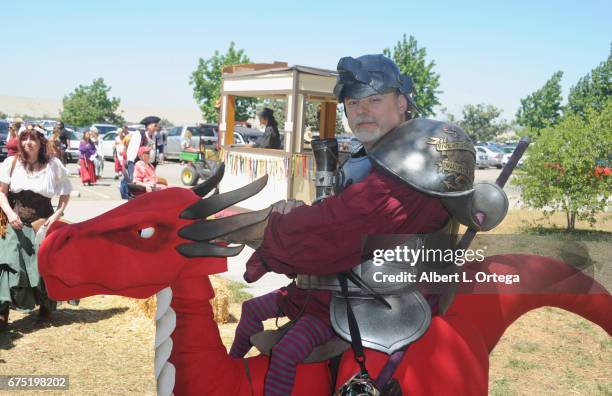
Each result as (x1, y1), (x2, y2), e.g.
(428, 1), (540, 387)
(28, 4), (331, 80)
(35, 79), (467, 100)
(38, 164), (270, 300)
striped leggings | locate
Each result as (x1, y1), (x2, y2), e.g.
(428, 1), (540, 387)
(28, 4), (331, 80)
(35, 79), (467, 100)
(229, 291), (335, 396)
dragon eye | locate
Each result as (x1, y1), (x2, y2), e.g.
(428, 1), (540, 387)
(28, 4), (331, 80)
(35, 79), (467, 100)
(138, 227), (155, 239)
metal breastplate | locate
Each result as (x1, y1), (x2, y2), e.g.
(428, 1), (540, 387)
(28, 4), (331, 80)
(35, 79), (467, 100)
(296, 221), (459, 354)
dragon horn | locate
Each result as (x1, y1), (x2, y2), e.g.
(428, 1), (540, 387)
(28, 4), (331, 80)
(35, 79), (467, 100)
(191, 163), (225, 197)
(178, 206), (273, 242)
(176, 242), (245, 258)
(180, 175), (269, 220)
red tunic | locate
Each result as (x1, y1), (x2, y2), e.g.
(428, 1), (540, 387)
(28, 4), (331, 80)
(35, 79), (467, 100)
(246, 168), (450, 324)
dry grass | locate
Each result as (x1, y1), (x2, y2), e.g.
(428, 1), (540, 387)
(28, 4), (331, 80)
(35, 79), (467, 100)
(486, 210), (612, 395)
(0, 210), (610, 395)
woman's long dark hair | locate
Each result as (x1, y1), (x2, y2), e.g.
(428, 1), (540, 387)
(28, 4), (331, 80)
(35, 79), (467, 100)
(18, 130), (50, 170)
(266, 114), (278, 130)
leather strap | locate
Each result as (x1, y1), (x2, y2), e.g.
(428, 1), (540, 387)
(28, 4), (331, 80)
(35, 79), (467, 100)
(338, 272), (368, 375)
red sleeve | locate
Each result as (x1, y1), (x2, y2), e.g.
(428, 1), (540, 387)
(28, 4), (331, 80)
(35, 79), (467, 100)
(247, 169), (449, 276)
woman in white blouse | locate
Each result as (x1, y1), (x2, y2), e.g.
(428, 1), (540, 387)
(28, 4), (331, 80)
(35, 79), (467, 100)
(0, 128), (72, 330)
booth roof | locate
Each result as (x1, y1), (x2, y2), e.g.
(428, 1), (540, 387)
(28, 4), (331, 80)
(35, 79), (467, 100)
(222, 65), (337, 79)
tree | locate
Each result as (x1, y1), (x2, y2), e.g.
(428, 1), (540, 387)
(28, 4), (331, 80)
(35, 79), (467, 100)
(383, 34), (442, 117)
(159, 118), (174, 128)
(190, 42), (256, 123)
(567, 47), (611, 119)
(0, 111), (7, 119)
(457, 103), (508, 142)
(61, 78), (124, 126)
(514, 99), (612, 231)
(439, 107), (457, 123)
(515, 71), (564, 136)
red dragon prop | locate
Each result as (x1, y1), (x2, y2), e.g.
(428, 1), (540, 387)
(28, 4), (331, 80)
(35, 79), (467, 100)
(38, 166), (611, 396)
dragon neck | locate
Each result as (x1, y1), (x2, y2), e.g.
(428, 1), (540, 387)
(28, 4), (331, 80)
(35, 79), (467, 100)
(448, 254), (612, 352)
(156, 265), (250, 396)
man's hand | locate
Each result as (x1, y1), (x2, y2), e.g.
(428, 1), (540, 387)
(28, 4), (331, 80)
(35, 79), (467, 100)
(220, 200), (305, 249)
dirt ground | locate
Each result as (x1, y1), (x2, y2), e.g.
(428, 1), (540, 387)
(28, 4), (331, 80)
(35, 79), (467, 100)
(0, 210), (610, 395)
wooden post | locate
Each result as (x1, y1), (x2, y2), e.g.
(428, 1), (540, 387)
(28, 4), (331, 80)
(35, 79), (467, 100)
(319, 102), (337, 139)
(224, 95), (235, 145)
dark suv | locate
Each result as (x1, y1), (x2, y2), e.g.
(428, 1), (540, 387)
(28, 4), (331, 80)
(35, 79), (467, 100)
(0, 120), (10, 161)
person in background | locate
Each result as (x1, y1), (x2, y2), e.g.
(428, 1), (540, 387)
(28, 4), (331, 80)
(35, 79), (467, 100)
(79, 130), (97, 186)
(113, 126), (128, 180)
(48, 127), (63, 160)
(181, 129), (198, 152)
(0, 128), (72, 329)
(121, 117), (159, 198)
(5, 122), (19, 157)
(155, 125), (166, 165)
(56, 121), (70, 164)
(133, 146), (167, 192)
(253, 108), (281, 149)
(89, 127), (104, 179)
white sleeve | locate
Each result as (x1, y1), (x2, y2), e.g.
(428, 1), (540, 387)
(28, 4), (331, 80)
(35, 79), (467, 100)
(0, 156), (15, 184)
(51, 158), (73, 195)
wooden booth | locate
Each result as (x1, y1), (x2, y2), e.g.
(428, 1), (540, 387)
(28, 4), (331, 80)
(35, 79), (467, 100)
(218, 63), (339, 210)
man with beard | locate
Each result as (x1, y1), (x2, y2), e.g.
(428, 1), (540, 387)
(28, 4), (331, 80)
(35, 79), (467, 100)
(228, 55), (457, 396)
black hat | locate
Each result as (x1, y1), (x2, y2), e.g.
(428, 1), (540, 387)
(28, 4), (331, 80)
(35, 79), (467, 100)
(333, 54), (420, 114)
(257, 108), (274, 119)
(140, 116), (161, 126)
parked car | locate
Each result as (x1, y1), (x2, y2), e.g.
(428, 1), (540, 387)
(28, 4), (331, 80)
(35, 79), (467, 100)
(0, 120), (9, 161)
(90, 124), (119, 135)
(101, 131), (118, 160)
(165, 124), (218, 160)
(475, 147), (489, 169)
(476, 145), (503, 168)
(500, 145), (526, 168)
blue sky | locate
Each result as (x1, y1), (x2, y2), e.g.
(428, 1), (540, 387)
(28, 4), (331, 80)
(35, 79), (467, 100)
(1, 0), (610, 119)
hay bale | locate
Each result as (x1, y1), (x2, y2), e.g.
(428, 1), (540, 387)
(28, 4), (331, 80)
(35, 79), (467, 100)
(211, 276), (231, 324)
(137, 296), (157, 319)
(132, 277), (232, 324)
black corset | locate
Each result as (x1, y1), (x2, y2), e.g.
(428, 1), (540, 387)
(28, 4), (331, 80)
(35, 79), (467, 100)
(8, 190), (54, 225)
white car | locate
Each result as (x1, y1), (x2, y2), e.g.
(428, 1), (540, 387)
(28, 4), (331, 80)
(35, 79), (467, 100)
(476, 146), (503, 169)
(101, 131), (118, 160)
(90, 124), (119, 135)
(476, 149), (489, 169)
(501, 148), (527, 168)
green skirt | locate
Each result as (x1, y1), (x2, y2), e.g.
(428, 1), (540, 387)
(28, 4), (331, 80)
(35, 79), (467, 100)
(0, 225), (56, 312)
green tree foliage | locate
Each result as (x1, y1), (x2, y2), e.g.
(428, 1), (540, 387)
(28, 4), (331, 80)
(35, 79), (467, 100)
(190, 42), (256, 123)
(61, 78), (124, 126)
(514, 100), (612, 230)
(0, 111), (7, 119)
(567, 47), (611, 119)
(383, 34), (442, 117)
(457, 103), (509, 142)
(515, 71), (564, 136)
